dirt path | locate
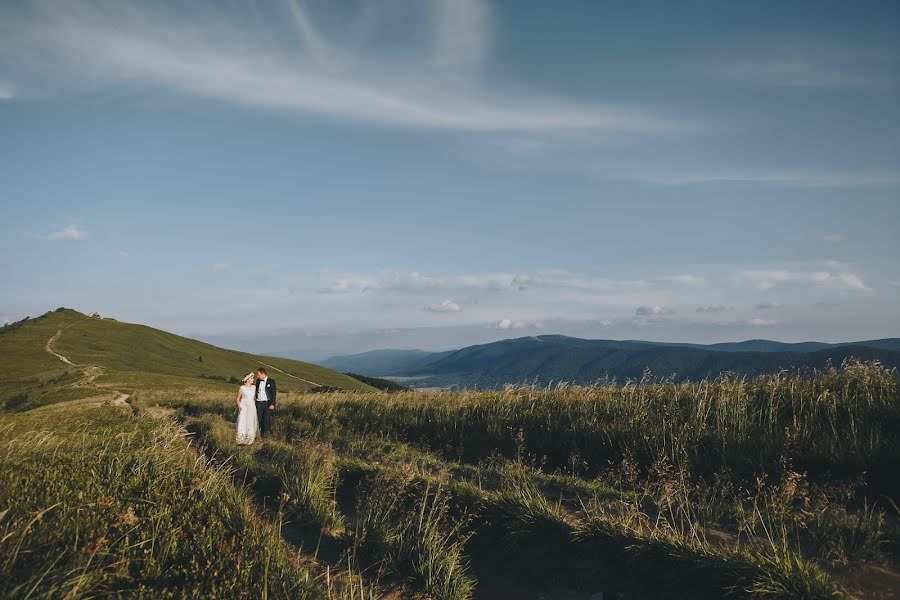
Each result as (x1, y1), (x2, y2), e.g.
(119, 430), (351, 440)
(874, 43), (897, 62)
(256, 361), (321, 388)
(43, 322), (130, 409)
(45, 328), (109, 388)
(111, 393), (130, 407)
(44, 328), (77, 366)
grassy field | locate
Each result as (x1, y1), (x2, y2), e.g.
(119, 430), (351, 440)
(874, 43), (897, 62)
(1, 309), (898, 598)
(143, 362), (899, 599)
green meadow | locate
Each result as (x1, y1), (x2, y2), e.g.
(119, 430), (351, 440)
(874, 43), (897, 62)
(1, 309), (898, 598)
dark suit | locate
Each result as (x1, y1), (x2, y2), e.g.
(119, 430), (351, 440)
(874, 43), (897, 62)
(255, 377), (276, 436)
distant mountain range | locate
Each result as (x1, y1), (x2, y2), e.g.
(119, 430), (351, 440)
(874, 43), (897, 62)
(320, 336), (900, 389)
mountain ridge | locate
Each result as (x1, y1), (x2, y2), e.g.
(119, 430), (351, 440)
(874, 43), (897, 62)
(319, 334), (900, 389)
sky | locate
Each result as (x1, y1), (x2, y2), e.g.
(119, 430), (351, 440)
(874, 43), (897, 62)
(1, 0), (899, 360)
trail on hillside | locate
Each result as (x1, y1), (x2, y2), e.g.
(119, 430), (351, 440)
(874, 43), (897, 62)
(44, 321), (113, 391)
(44, 328), (77, 366)
(256, 360), (321, 388)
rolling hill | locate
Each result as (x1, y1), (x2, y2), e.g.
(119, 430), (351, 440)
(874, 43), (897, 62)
(321, 348), (450, 375)
(322, 334), (900, 389)
(0, 308), (375, 410)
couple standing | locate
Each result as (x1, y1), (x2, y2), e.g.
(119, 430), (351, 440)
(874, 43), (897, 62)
(235, 367), (276, 445)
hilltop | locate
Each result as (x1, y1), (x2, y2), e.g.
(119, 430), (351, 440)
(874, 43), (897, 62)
(0, 308), (375, 410)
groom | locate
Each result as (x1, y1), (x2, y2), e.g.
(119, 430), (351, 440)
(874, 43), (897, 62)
(255, 367), (276, 437)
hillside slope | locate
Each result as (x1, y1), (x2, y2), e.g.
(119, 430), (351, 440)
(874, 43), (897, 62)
(0, 308), (375, 410)
(321, 348), (450, 375)
(397, 335), (900, 388)
(323, 335), (900, 379)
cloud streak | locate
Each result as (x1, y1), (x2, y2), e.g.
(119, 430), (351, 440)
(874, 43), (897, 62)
(635, 305), (674, 316)
(427, 299), (462, 313)
(610, 166), (900, 188)
(0, 1), (687, 138)
(696, 304), (730, 313)
(36, 224), (88, 241)
(702, 52), (889, 89)
(735, 268), (871, 292)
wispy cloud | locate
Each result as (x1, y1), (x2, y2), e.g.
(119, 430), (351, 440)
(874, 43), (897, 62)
(748, 317), (777, 326)
(696, 304), (730, 313)
(36, 224), (88, 241)
(611, 166), (900, 188)
(537, 269), (648, 293)
(700, 49), (889, 89)
(427, 299), (462, 313)
(0, 1), (687, 138)
(735, 268), (871, 292)
(358, 270), (545, 294)
(492, 318), (535, 330)
(211, 263), (230, 273)
(635, 305), (674, 316)
(373, 271), (446, 293)
(755, 301), (783, 310)
(319, 278), (355, 294)
(822, 233), (844, 244)
(431, 0), (490, 68)
(663, 274), (704, 285)
(453, 272), (542, 291)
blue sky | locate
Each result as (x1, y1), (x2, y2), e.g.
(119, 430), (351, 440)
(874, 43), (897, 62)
(1, 0), (899, 359)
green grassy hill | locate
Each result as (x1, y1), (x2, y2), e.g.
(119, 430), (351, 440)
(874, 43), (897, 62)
(0, 308), (375, 410)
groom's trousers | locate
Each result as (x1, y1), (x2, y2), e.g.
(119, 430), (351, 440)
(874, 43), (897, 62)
(256, 401), (272, 437)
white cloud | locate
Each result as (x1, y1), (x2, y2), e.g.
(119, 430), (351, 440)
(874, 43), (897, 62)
(118, 250), (130, 257)
(374, 271), (445, 293)
(364, 270), (544, 294)
(696, 304), (730, 313)
(748, 317), (777, 327)
(0, 2), (688, 139)
(211, 263), (230, 273)
(494, 318), (531, 330)
(538, 269), (648, 293)
(319, 278), (355, 294)
(0, 83), (12, 99)
(822, 233), (844, 244)
(37, 224), (88, 241)
(427, 299), (462, 313)
(453, 272), (542, 291)
(755, 301), (782, 310)
(635, 305), (674, 316)
(735, 268), (871, 292)
(663, 274), (704, 285)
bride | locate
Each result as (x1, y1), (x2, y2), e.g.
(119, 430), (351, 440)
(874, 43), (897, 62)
(235, 373), (259, 445)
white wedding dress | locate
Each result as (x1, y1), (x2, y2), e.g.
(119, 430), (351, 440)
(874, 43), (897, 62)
(236, 385), (259, 445)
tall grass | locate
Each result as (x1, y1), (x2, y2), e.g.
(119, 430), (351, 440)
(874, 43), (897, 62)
(276, 360), (899, 497)
(353, 474), (475, 600)
(0, 405), (324, 599)
(185, 414), (344, 534)
(130, 361), (898, 597)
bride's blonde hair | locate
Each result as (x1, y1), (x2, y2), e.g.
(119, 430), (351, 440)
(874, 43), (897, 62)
(242, 373), (255, 384)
